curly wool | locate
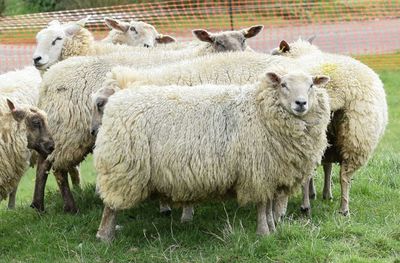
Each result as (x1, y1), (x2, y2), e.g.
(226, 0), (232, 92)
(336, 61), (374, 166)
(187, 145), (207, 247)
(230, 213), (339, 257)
(0, 67), (41, 200)
(281, 39), (388, 168)
(108, 51), (295, 90)
(95, 76), (331, 210)
(39, 47), (224, 172)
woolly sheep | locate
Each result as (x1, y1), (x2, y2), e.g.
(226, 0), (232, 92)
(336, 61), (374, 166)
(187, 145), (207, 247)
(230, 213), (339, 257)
(271, 39), (388, 215)
(0, 67), (54, 208)
(102, 17), (176, 46)
(94, 70), (331, 242)
(32, 17), (177, 72)
(35, 41), (258, 213)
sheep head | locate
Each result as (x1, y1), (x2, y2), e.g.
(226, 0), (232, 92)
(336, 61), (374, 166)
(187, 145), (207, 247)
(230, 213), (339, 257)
(192, 25), (263, 52)
(6, 99), (54, 157)
(265, 72), (329, 117)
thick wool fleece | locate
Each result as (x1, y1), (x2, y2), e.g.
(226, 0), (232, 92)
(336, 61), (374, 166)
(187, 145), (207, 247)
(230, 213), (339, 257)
(0, 67), (41, 199)
(108, 52), (295, 90)
(281, 40), (388, 169)
(95, 78), (331, 210)
(39, 46), (221, 172)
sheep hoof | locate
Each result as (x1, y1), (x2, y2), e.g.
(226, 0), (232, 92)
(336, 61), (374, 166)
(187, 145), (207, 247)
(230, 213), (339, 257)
(180, 216), (193, 223)
(160, 209), (172, 217)
(256, 227), (270, 236)
(64, 205), (78, 214)
(30, 203), (45, 213)
(300, 206), (311, 217)
(339, 210), (349, 216)
(309, 193), (316, 200)
(96, 231), (114, 243)
(322, 194), (333, 201)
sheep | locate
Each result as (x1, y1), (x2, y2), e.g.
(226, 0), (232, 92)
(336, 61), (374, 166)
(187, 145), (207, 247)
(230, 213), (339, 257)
(35, 40), (255, 213)
(102, 17), (176, 46)
(93, 51), (298, 221)
(0, 67), (54, 209)
(94, 70), (331, 242)
(32, 17), (177, 72)
(271, 38), (388, 215)
(32, 16), (262, 72)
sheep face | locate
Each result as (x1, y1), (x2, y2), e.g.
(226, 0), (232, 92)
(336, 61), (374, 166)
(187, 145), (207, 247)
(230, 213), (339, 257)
(270, 37), (319, 58)
(33, 18), (88, 70)
(6, 99), (54, 157)
(266, 72), (329, 117)
(90, 87), (115, 136)
(105, 18), (176, 47)
(192, 25), (263, 52)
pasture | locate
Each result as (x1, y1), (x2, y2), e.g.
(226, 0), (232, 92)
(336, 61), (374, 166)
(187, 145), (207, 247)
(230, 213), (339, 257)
(0, 70), (398, 262)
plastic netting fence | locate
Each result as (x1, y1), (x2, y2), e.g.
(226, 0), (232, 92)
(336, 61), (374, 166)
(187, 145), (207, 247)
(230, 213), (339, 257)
(1, 0), (400, 73)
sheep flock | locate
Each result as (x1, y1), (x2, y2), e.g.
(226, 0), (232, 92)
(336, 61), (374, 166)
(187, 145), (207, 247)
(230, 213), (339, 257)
(0, 16), (388, 243)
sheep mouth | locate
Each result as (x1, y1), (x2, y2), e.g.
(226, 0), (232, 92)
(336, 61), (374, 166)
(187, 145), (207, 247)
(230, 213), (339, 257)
(292, 107), (308, 116)
(34, 63), (48, 70)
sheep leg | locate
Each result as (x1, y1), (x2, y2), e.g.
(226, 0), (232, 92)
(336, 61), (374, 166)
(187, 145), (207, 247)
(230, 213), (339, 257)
(159, 201), (172, 216)
(7, 187), (18, 209)
(180, 205), (194, 223)
(256, 203), (269, 236)
(339, 163), (353, 216)
(266, 199), (276, 232)
(68, 166), (80, 189)
(273, 191), (288, 224)
(54, 170), (77, 213)
(96, 206), (117, 243)
(309, 176), (316, 200)
(322, 163), (333, 200)
(31, 155), (51, 212)
(300, 176), (312, 216)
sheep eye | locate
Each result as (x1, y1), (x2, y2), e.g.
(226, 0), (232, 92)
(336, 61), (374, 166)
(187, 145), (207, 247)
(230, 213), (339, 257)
(97, 100), (105, 108)
(309, 84), (314, 90)
(216, 41), (225, 47)
(281, 83), (288, 89)
(241, 39), (246, 44)
(31, 119), (41, 128)
(52, 37), (62, 46)
(130, 27), (137, 33)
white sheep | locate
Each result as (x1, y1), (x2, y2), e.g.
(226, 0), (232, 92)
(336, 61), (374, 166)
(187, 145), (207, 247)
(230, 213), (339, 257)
(102, 17), (176, 46)
(32, 16), (262, 72)
(271, 39), (388, 215)
(32, 17), (177, 72)
(36, 40), (258, 213)
(0, 67), (54, 209)
(94, 70), (331, 242)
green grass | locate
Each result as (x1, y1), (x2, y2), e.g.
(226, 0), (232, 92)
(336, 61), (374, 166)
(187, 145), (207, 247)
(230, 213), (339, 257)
(0, 70), (399, 262)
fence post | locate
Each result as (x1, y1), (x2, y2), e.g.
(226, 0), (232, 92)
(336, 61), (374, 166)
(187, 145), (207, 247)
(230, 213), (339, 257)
(228, 0), (234, 30)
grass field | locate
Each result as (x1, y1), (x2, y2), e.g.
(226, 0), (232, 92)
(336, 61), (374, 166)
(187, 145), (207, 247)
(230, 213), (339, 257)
(0, 70), (399, 262)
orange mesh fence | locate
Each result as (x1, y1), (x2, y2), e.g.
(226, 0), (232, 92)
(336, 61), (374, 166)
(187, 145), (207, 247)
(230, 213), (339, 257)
(1, 0), (400, 73)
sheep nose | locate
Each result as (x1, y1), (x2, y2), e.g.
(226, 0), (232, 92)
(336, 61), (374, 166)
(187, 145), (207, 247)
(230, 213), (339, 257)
(91, 129), (97, 136)
(45, 141), (55, 153)
(33, 56), (42, 64)
(144, 44), (150, 48)
(295, 100), (307, 107)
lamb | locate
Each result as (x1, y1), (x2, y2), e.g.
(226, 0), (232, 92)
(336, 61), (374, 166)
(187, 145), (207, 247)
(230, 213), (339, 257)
(271, 38), (388, 215)
(94, 70), (331, 242)
(32, 17), (177, 72)
(102, 17), (176, 46)
(0, 67), (54, 209)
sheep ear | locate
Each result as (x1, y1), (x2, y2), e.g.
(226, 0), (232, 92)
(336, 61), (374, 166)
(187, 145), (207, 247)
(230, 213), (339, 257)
(313, 75), (330, 86)
(104, 17), (129, 33)
(192, 29), (214, 43)
(77, 15), (91, 27)
(307, 35), (316, 44)
(242, 25), (264, 38)
(6, 99), (26, 122)
(155, 34), (176, 44)
(266, 72), (281, 86)
(63, 22), (82, 36)
(279, 40), (290, 52)
(48, 20), (61, 27)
